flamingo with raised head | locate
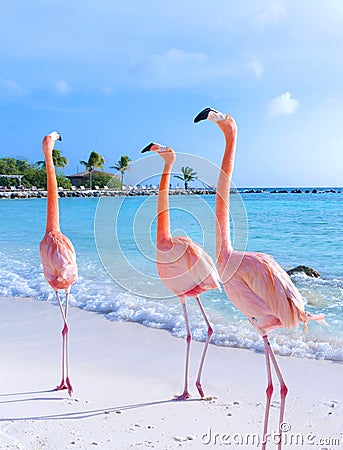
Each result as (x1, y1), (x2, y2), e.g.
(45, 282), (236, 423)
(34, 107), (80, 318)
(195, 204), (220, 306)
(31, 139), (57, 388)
(141, 142), (220, 400)
(40, 131), (78, 396)
(194, 108), (326, 449)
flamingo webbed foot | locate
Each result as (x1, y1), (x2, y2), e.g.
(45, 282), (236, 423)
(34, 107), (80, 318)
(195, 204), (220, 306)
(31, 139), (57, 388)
(173, 391), (190, 401)
(66, 377), (73, 397)
(55, 381), (68, 391)
(55, 378), (73, 396)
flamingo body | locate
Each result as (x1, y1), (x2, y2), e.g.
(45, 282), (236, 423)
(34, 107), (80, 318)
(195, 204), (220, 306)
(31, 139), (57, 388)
(220, 250), (322, 335)
(141, 142), (220, 399)
(157, 235), (220, 299)
(194, 107), (325, 449)
(40, 230), (78, 291)
(40, 131), (77, 396)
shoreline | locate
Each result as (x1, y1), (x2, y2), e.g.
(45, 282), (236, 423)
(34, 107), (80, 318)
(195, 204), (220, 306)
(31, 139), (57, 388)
(0, 186), (342, 199)
(0, 295), (342, 448)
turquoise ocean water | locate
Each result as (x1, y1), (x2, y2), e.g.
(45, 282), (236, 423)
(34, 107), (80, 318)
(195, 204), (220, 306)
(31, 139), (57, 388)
(0, 191), (342, 361)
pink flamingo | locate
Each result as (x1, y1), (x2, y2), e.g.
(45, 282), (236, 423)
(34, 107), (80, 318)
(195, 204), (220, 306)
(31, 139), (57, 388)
(141, 143), (220, 400)
(40, 132), (78, 396)
(194, 108), (326, 448)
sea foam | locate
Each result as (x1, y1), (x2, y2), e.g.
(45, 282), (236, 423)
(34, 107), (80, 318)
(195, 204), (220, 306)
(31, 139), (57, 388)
(1, 250), (342, 362)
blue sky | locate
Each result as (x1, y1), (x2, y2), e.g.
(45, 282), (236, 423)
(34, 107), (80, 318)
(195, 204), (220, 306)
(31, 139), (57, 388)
(1, 0), (342, 187)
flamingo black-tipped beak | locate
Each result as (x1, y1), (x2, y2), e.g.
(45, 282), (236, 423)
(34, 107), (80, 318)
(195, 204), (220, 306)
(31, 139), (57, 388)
(141, 143), (154, 153)
(57, 134), (62, 141)
(194, 107), (213, 123)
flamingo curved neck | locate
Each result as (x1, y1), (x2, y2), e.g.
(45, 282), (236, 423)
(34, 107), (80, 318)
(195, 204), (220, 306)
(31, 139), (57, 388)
(157, 161), (172, 243)
(45, 149), (60, 232)
(216, 121), (236, 261)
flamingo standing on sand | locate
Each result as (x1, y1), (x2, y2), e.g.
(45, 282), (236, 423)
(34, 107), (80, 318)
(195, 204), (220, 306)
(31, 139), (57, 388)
(141, 143), (220, 400)
(40, 131), (78, 396)
(194, 108), (326, 449)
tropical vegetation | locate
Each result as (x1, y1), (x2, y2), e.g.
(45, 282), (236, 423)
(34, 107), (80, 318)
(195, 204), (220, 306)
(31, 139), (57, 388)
(0, 157), (71, 189)
(174, 166), (198, 190)
(0, 150), (132, 191)
(110, 155), (131, 188)
(80, 151), (105, 172)
(82, 172), (121, 189)
(36, 148), (68, 169)
(80, 151), (106, 189)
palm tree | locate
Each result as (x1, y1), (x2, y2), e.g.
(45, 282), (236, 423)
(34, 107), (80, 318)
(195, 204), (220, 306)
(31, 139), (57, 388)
(37, 148), (68, 169)
(80, 151), (105, 189)
(174, 166), (198, 190)
(110, 155), (131, 188)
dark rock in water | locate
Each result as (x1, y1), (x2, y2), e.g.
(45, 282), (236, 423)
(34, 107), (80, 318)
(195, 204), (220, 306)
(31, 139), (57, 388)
(287, 265), (321, 278)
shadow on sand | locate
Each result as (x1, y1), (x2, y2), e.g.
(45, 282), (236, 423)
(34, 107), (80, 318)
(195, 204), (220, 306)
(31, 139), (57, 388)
(0, 389), (203, 422)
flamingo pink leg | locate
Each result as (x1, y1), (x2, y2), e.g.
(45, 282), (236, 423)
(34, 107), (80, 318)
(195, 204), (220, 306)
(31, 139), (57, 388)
(262, 335), (274, 450)
(55, 290), (73, 396)
(64, 291), (73, 395)
(195, 296), (213, 398)
(263, 335), (288, 450)
(266, 338), (288, 450)
(174, 301), (191, 400)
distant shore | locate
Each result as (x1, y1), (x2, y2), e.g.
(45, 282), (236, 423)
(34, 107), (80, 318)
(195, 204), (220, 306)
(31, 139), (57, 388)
(0, 186), (342, 199)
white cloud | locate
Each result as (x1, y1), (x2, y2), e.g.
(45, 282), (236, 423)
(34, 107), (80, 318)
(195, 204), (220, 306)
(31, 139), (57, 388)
(247, 57), (263, 77)
(131, 48), (210, 88)
(268, 91), (299, 117)
(150, 48), (208, 66)
(0, 78), (25, 95)
(54, 80), (71, 95)
(101, 86), (115, 96)
(255, 2), (286, 29)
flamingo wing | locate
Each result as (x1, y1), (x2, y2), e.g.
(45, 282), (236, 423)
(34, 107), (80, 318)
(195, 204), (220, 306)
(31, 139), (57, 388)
(221, 251), (307, 332)
(40, 230), (78, 291)
(157, 236), (220, 298)
(237, 252), (306, 328)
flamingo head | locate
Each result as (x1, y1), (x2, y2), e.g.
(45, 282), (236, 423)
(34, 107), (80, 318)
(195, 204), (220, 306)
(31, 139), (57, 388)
(194, 107), (236, 132)
(141, 142), (176, 164)
(42, 131), (62, 153)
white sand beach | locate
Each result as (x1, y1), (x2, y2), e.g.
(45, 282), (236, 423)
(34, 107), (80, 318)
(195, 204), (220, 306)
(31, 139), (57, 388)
(0, 296), (342, 449)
